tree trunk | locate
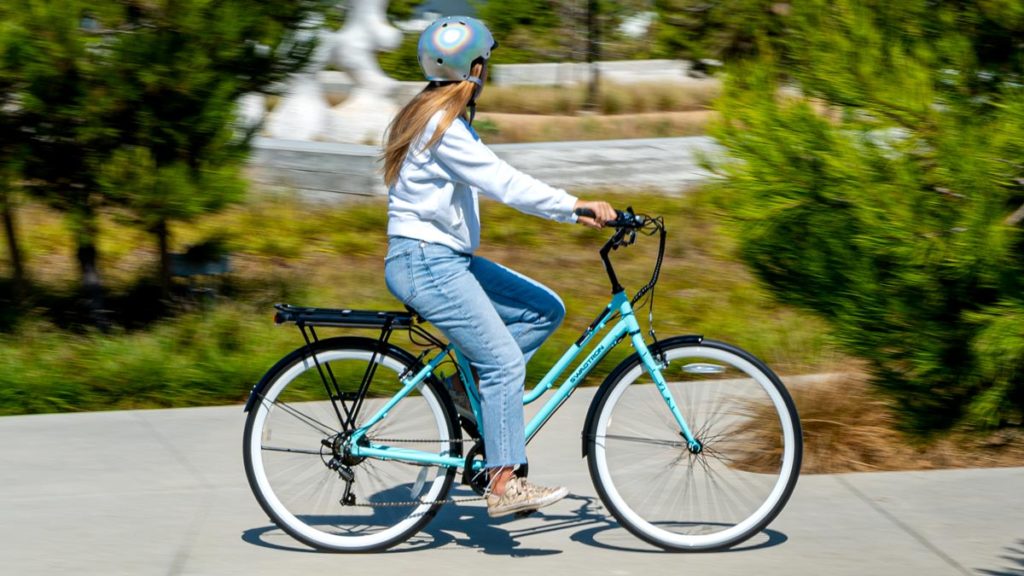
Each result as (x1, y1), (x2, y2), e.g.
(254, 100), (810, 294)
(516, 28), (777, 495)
(584, 0), (602, 111)
(75, 210), (108, 329)
(1, 189), (27, 298)
(155, 218), (171, 300)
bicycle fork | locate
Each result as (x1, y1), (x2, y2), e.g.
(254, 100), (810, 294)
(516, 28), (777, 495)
(626, 314), (704, 454)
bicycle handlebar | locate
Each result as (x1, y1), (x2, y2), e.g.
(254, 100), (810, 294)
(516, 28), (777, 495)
(573, 207), (646, 229)
(574, 206), (665, 297)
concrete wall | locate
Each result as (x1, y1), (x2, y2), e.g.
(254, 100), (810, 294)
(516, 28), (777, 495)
(491, 59), (702, 87)
(247, 139), (383, 201)
(247, 136), (721, 200)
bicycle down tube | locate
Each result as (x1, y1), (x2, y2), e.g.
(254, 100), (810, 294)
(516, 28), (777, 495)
(347, 289), (699, 469)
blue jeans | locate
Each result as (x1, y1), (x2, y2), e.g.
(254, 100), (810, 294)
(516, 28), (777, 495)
(384, 236), (566, 468)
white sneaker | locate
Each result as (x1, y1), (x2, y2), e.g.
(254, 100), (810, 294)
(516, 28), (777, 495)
(486, 477), (569, 518)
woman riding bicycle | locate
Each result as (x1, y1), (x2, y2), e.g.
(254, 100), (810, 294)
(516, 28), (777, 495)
(381, 15), (615, 518)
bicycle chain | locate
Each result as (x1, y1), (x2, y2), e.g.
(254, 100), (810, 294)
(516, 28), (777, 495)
(342, 436), (487, 508)
(345, 494), (486, 508)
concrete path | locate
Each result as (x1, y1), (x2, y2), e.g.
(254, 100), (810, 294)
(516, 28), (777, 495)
(248, 136), (721, 198)
(1, 389), (1021, 576)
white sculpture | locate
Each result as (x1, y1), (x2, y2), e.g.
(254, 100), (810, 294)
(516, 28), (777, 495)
(329, 0), (402, 96)
(262, 1), (408, 145)
(262, 16), (334, 141)
(325, 0), (405, 144)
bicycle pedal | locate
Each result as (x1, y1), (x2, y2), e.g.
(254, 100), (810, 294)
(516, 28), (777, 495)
(513, 509), (539, 519)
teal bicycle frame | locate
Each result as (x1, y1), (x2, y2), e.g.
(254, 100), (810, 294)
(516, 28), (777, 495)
(348, 290), (700, 471)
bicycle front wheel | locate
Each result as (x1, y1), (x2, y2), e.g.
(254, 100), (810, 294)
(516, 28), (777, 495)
(243, 337), (460, 552)
(586, 338), (802, 551)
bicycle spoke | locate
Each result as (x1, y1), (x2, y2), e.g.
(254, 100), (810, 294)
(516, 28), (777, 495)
(587, 341), (800, 551)
(262, 446), (322, 455)
(261, 396), (339, 437)
(600, 433), (686, 448)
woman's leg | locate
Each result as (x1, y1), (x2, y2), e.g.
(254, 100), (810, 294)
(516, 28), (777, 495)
(385, 239), (528, 469)
(386, 241), (569, 515)
(466, 256), (566, 498)
(468, 256), (566, 366)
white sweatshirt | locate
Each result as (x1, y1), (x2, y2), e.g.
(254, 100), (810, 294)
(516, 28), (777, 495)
(387, 112), (578, 253)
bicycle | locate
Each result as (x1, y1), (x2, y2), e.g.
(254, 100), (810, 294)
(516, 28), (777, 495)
(242, 207), (802, 552)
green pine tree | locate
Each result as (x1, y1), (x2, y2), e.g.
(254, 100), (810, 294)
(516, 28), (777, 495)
(710, 0), (1024, 431)
(0, 17), (28, 298)
(1, 0), (124, 324)
(0, 0), (328, 316)
(96, 0), (326, 297)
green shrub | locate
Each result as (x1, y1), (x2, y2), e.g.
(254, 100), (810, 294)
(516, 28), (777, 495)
(0, 306), (297, 415)
(711, 64), (1024, 432)
(968, 303), (1024, 427)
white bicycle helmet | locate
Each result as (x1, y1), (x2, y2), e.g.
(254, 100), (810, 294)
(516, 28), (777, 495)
(417, 16), (497, 86)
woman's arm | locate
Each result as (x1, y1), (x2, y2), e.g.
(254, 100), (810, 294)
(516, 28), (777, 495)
(433, 118), (580, 222)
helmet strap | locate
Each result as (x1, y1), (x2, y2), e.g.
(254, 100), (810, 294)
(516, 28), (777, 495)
(465, 76), (484, 125)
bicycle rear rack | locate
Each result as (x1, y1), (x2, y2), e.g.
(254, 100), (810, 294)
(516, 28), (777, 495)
(274, 304), (416, 330)
(271, 303), (450, 432)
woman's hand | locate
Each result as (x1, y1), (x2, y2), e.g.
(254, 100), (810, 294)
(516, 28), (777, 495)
(574, 199), (617, 229)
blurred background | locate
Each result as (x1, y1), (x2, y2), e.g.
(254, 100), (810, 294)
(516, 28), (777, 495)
(0, 0), (1022, 473)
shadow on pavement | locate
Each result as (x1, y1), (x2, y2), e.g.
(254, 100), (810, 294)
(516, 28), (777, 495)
(241, 491), (789, 556)
(977, 539), (1024, 576)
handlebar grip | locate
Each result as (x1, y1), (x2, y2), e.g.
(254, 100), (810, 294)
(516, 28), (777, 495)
(574, 207), (637, 228)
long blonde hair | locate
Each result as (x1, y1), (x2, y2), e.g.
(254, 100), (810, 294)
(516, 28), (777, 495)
(382, 62), (483, 188)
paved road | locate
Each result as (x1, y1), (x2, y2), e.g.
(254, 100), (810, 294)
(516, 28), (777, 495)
(1, 388), (1021, 576)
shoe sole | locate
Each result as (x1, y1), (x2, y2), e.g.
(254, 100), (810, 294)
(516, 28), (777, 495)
(487, 486), (569, 518)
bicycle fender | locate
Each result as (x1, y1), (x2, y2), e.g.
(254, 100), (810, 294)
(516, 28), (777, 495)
(580, 334), (703, 458)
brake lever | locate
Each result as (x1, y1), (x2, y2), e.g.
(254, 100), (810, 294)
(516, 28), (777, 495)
(610, 228), (627, 250)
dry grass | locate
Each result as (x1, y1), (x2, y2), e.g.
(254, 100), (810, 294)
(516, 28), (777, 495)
(267, 80), (720, 120)
(474, 110), (715, 143)
(734, 366), (1024, 474)
(482, 81), (721, 116)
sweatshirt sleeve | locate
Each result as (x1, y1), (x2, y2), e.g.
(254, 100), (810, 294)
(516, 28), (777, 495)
(432, 118), (579, 223)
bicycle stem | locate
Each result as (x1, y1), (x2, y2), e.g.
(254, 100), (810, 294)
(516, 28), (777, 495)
(600, 232), (626, 294)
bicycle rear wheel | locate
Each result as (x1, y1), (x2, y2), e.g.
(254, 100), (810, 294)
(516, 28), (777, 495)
(586, 337), (801, 551)
(243, 337), (460, 552)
